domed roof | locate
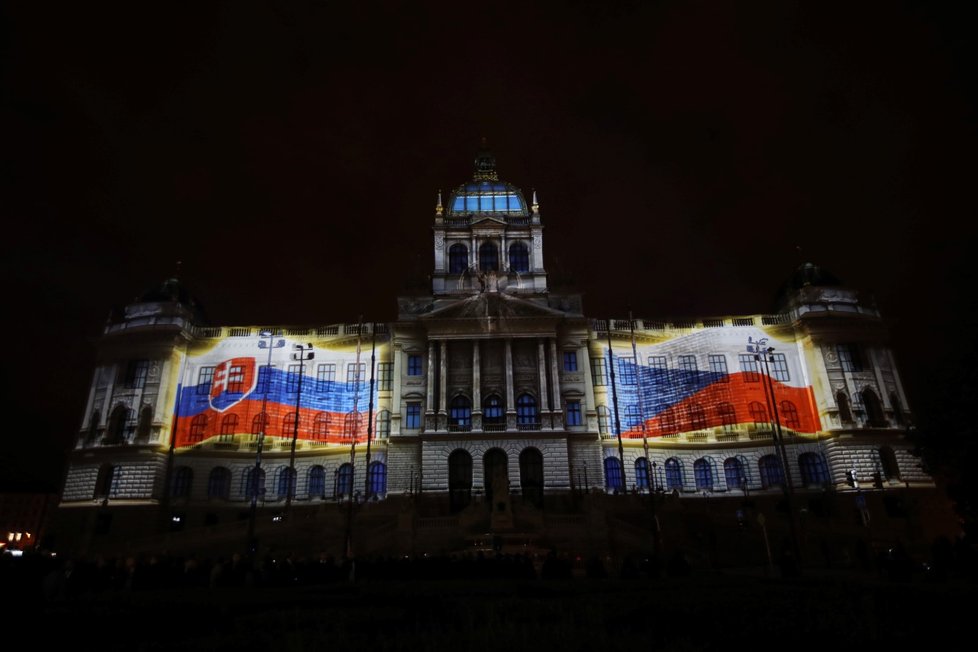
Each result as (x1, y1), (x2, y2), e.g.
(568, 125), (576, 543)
(446, 143), (529, 217)
(136, 276), (208, 322)
(773, 262), (846, 311)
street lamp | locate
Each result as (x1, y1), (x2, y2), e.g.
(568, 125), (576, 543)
(746, 336), (801, 565)
(246, 329), (285, 555)
(285, 343), (314, 517)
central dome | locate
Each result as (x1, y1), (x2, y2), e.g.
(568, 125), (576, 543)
(446, 144), (529, 217)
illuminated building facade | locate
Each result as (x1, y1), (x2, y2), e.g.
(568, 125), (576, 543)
(56, 147), (931, 555)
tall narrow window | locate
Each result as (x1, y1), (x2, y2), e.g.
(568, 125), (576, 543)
(837, 391), (853, 423)
(717, 402), (736, 432)
(738, 354), (760, 383)
(368, 462), (387, 497)
(623, 405), (641, 429)
(244, 467), (266, 499)
(449, 395), (472, 430)
(799, 452), (830, 486)
(566, 400), (583, 426)
(316, 363), (335, 392)
(688, 403), (707, 430)
(287, 364), (302, 394)
(226, 365), (245, 393)
(344, 412), (363, 439)
(449, 243), (469, 273)
(407, 354), (423, 376)
(377, 362), (393, 391)
(257, 364), (275, 394)
(635, 458), (650, 490)
(479, 242), (499, 271)
(283, 411), (299, 437)
(694, 458), (714, 491)
(336, 463), (353, 497)
(377, 410), (391, 439)
(516, 394), (538, 427)
(678, 355), (698, 386)
(448, 450), (473, 512)
(251, 412), (270, 440)
(604, 457), (624, 492)
(724, 457), (746, 491)
(563, 351), (578, 372)
(708, 355), (729, 383)
(347, 363), (365, 384)
(837, 344), (864, 372)
(308, 465), (326, 498)
(313, 412), (330, 440)
(520, 448), (544, 507)
(665, 458), (684, 491)
(862, 389), (886, 427)
(276, 467), (296, 499)
(189, 414), (208, 443)
(758, 455), (784, 488)
(405, 403), (422, 429)
(220, 414), (239, 442)
(617, 356), (636, 385)
(107, 405), (130, 443)
(483, 395), (504, 428)
(649, 356), (668, 385)
(769, 353), (790, 382)
(748, 401), (768, 427)
(124, 360), (150, 389)
(207, 467), (231, 499)
(509, 241), (530, 273)
(591, 357), (607, 386)
(597, 405), (610, 435)
(171, 467), (193, 498)
(197, 366), (215, 395)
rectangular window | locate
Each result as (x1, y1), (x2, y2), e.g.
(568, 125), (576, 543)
(617, 357), (636, 385)
(377, 362), (393, 391)
(769, 353), (790, 382)
(197, 366), (215, 395)
(648, 356), (668, 385)
(407, 354), (423, 376)
(287, 364), (302, 394)
(227, 365), (245, 393)
(316, 363), (335, 392)
(566, 400), (582, 426)
(708, 355), (729, 383)
(405, 402), (422, 429)
(563, 351), (578, 372)
(591, 357), (607, 386)
(738, 354), (760, 383)
(347, 363), (366, 384)
(837, 344), (864, 372)
(678, 355), (698, 385)
(257, 365), (275, 394)
(124, 360), (149, 389)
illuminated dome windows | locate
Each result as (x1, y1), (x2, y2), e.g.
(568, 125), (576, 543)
(447, 182), (528, 216)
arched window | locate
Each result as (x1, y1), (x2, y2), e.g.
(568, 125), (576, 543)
(862, 389), (886, 427)
(283, 412), (299, 437)
(136, 406), (153, 442)
(694, 458), (714, 491)
(276, 467), (296, 499)
(448, 449), (473, 512)
(449, 243), (469, 273)
(377, 410), (391, 439)
(879, 446), (900, 480)
(688, 403), (707, 430)
(748, 402), (768, 427)
(479, 242), (499, 271)
(449, 395), (472, 430)
(244, 467), (266, 500)
(717, 402), (737, 432)
(780, 401), (801, 429)
(107, 405), (129, 444)
(207, 467), (231, 500)
(520, 448), (544, 507)
(798, 452), (830, 486)
(220, 413), (239, 441)
(483, 395), (504, 429)
(251, 412), (269, 440)
(837, 391), (853, 424)
(604, 457), (624, 492)
(368, 461), (387, 497)
(665, 458), (684, 491)
(516, 393), (538, 428)
(344, 412), (363, 439)
(314, 412), (330, 440)
(308, 465), (326, 499)
(597, 405), (610, 435)
(189, 413), (208, 443)
(94, 464), (117, 498)
(635, 457), (650, 490)
(336, 463), (353, 497)
(171, 467), (193, 498)
(758, 455), (784, 489)
(724, 457), (746, 491)
(890, 393), (905, 425)
(508, 241), (529, 273)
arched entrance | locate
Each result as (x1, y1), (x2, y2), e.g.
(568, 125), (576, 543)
(483, 448), (509, 510)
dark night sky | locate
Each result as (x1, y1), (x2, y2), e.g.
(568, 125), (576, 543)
(2, 1), (976, 490)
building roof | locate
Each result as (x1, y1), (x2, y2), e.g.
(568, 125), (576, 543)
(446, 144), (529, 217)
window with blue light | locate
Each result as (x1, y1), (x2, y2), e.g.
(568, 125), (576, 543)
(724, 457), (746, 491)
(623, 405), (641, 429)
(337, 463), (353, 496)
(604, 457), (624, 491)
(407, 354), (423, 376)
(316, 363), (335, 392)
(509, 241), (529, 272)
(694, 458), (714, 491)
(308, 466), (326, 498)
(566, 400), (582, 426)
(449, 395), (472, 428)
(517, 394), (538, 426)
(368, 462), (387, 497)
(798, 453), (829, 486)
(563, 351), (578, 372)
(244, 467), (266, 499)
(618, 357), (636, 385)
(708, 355), (729, 383)
(635, 458), (650, 490)
(258, 364), (275, 394)
(405, 402), (422, 429)
(483, 395), (504, 426)
(678, 355), (698, 385)
(197, 366), (215, 395)
(665, 458), (683, 491)
(649, 356), (668, 384)
(758, 455), (784, 488)
(287, 364), (302, 393)
(276, 467), (296, 499)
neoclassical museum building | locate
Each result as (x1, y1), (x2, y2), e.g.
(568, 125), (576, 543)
(53, 147), (945, 560)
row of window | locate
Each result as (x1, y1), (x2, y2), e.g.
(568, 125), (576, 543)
(836, 389), (903, 427)
(185, 410), (389, 442)
(596, 399), (804, 434)
(590, 352), (790, 386)
(447, 447), (544, 510)
(170, 463), (387, 501)
(406, 394), (584, 430)
(603, 452), (831, 492)
(447, 242), (531, 274)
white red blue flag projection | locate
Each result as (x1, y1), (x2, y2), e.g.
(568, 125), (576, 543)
(603, 326), (821, 437)
(173, 336), (377, 448)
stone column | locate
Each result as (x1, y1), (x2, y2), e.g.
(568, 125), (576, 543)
(426, 341), (436, 414)
(439, 340), (448, 420)
(472, 340), (482, 431)
(579, 343), (597, 430)
(537, 339), (551, 431)
(550, 338), (563, 430)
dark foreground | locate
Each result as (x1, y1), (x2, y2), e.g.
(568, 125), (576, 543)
(7, 552), (975, 652)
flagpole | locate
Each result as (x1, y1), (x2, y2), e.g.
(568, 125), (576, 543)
(606, 321), (625, 493)
(345, 316), (363, 559)
(363, 323), (377, 499)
